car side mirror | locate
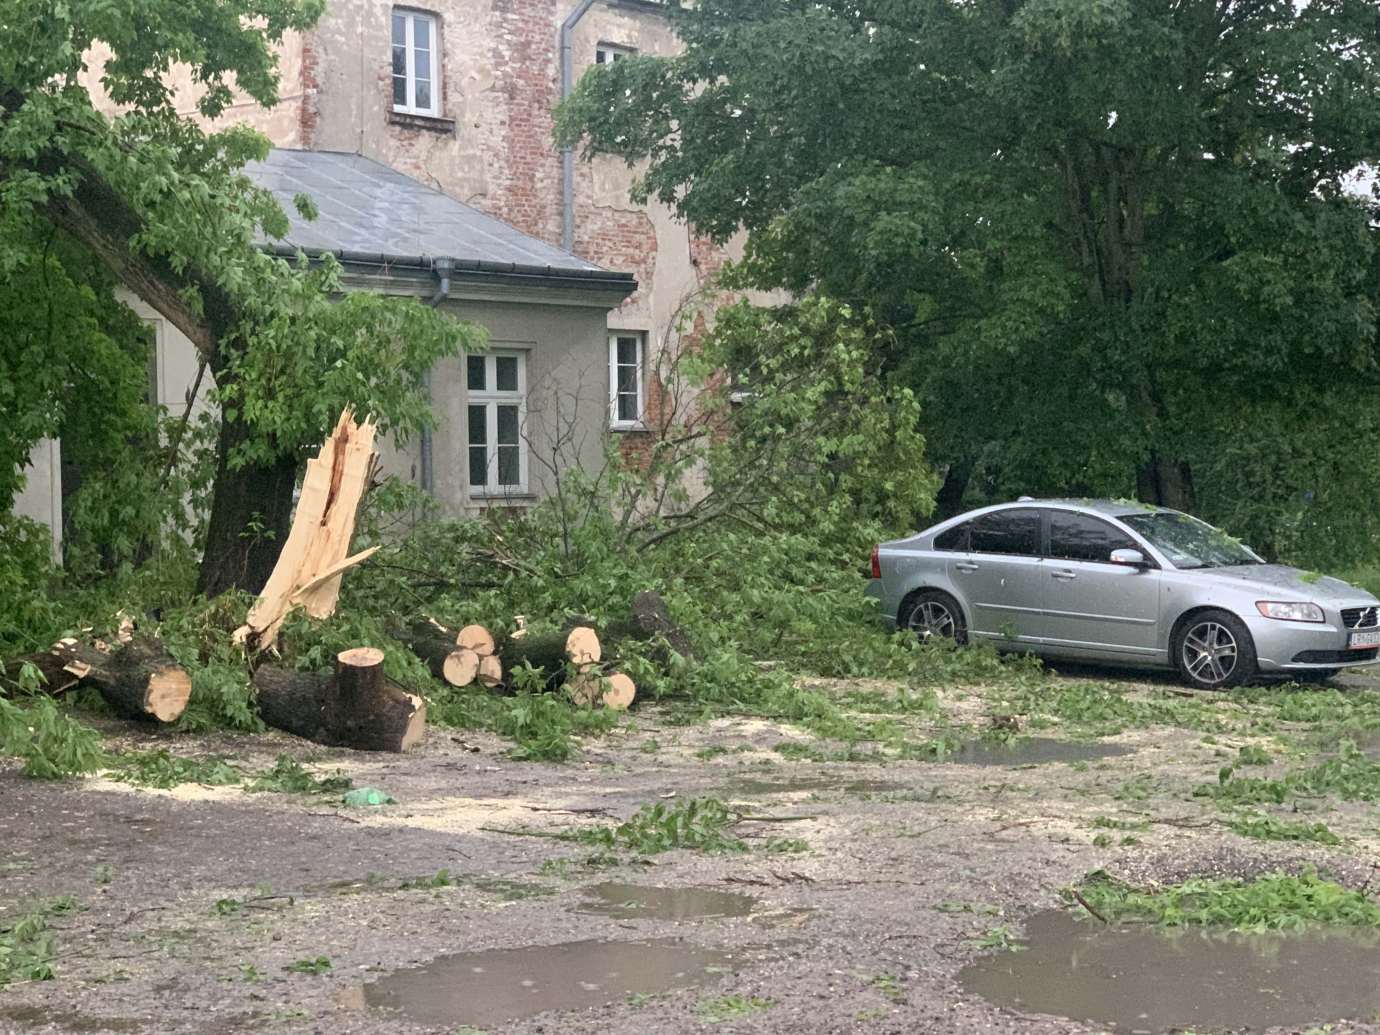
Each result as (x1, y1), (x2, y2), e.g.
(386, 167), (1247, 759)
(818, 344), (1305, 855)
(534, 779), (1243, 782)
(1110, 548), (1148, 568)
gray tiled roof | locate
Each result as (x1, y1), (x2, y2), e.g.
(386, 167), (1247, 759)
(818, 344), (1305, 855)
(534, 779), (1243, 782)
(247, 149), (608, 274)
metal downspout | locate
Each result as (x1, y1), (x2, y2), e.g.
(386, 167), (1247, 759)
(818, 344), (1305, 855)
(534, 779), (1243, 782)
(561, 0), (597, 253)
(421, 257), (453, 496)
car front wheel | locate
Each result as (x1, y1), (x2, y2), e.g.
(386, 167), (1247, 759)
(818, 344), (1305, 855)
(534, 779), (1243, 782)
(1173, 609), (1257, 691)
(900, 590), (967, 646)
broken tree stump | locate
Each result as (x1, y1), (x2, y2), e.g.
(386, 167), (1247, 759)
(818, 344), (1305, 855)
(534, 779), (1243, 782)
(235, 410), (381, 652)
(253, 648), (426, 753)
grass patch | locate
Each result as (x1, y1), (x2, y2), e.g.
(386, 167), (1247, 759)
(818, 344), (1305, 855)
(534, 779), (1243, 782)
(696, 995), (774, 1023)
(1067, 870), (1380, 931)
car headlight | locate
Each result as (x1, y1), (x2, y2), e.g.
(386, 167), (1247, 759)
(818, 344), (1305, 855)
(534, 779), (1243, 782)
(1255, 601), (1325, 623)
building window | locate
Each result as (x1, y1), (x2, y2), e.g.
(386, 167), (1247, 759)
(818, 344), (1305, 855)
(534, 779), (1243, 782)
(596, 43), (635, 65)
(466, 351), (527, 495)
(609, 332), (645, 429)
(392, 9), (440, 116)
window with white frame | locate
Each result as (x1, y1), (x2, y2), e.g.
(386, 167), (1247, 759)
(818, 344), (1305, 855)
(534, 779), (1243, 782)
(466, 351), (527, 494)
(391, 9), (441, 116)
(609, 332), (645, 429)
(595, 43), (635, 65)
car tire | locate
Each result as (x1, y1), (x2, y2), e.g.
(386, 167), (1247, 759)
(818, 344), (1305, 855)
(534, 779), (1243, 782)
(900, 590), (968, 646)
(1173, 609), (1257, 691)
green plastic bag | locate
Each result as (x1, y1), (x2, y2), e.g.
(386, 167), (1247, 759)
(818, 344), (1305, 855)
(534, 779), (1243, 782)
(342, 787), (396, 807)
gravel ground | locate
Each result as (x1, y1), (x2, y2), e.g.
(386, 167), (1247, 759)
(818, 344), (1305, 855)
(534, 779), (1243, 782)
(3, 670), (1380, 1035)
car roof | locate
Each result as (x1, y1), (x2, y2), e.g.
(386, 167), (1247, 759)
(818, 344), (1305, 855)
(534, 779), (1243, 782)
(1024, 498), (1173, 518)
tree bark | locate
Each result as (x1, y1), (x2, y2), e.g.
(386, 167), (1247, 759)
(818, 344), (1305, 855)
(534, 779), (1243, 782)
(196, 395), (300, 598)
(602, 591), (697, 668)
(1136, 452), (1196, 512)
(252, 666), (332, 743)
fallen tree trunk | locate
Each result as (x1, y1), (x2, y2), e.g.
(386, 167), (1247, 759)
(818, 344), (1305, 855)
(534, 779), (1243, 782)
(495, 627), (601, 679)
(603, 591), (697, 667)
(253, 648), (426, 753)
(3, 637), (192, 723)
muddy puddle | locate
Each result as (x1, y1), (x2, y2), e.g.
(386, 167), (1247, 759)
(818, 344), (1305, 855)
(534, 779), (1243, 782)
(352, 937), (733, 1028)
(943, 737), (1130, 766)
(575, 883), (756, 920)
(719, 776), (903, 796)
(960, 909), (1380, 1032)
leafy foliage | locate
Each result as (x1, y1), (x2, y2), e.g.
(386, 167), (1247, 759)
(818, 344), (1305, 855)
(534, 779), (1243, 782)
(0, 696), (106, 779)
(559, 0), (1380, 559)
(566, 798), (746, 856)
(0, 898), (79, 986)
(245, 755), (351, 796)
(108, 750), (241, 789)
(1068, 870), (1380, 932)
(1226, 814), (1341, 846)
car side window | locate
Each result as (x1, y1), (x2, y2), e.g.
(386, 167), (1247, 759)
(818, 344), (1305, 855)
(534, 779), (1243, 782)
(1048, 511), (1137, 563)
(934, 523), (969, 551)
(968, 509), (1041, 556)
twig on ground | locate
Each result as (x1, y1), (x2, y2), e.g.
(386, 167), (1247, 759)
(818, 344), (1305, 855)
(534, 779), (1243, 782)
(1071, 890), (1108, 924)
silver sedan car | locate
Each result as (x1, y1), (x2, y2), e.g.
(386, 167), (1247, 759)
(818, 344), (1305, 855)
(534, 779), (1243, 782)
(867, 499), (1380, 689)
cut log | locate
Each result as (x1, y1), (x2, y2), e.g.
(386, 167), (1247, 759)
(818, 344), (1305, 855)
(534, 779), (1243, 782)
(457, 624), (496, 656)
(235, 410), (379, 651)
(495, 630), (580, 679)
(477, 654), (504, 689)
(442, 650), (480, 688)
(602, 673), (637, 711)
(25, 637), (192, 723)
(1, 642), (86, 697)
(252, 648), (426, 753)
(401, 620), (478, 687)
(565, 626), (602, 666)
(566, 669), (636, 710)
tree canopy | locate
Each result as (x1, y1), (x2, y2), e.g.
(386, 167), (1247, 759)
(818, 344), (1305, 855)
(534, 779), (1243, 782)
(559, 0), (1380, 562)
(1, 0), (478, 594)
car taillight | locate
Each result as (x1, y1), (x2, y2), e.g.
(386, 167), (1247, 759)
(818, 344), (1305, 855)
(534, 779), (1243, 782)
(870, 545), (881, 579)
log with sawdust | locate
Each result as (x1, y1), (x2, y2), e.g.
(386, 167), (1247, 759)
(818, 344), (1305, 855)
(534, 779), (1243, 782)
(235, 410), (381, 652)
(4, 636), (191, 723)
(253, 647), (426, 753)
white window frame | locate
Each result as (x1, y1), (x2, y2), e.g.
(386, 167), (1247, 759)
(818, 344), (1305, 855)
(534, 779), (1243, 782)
(595, 43), (635, 66)
(608, 331), (646, 431)
(391, 9), (441, 117)
(465, 350), (529, 497)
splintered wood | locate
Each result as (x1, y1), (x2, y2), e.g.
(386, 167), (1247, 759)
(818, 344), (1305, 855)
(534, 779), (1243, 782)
(236, 410), (381, 651)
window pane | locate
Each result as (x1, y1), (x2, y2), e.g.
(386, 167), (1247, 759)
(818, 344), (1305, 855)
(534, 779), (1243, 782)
(466, 355), (486, 391)
(495, 356), (518, 392)
(468, 446), (487, 488)
(467, 404), (486, 444)
(595, 51), (606, 64)
(969, 509), (1041, 556)
(414, 15), (430, 49)
(616, 361), (638, 397)
(415, 80), (431, 111)
(934, 523), (968, 551)
(496, 405), (519, 446)
(392, 75), (407, 107)
(392, 13), (405, 46)
(1049, 512), (1134, 563)
(617, 392), (638, 423)
(617, 337), (638, 366)
(415, 48), (430, 81)
(392, 45), (406, 77)
(497, 445), (520, 486)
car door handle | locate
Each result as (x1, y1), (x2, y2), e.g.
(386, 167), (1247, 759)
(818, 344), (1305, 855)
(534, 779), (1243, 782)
(1051, 569), (1077, 581)
(955, 562), (979, 573)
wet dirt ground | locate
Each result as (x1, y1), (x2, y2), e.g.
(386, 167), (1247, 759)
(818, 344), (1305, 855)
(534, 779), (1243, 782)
(4, 667), (1380, 1035)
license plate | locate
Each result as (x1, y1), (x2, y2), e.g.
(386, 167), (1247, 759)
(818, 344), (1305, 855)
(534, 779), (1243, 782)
(1350, 630), (1380, 649)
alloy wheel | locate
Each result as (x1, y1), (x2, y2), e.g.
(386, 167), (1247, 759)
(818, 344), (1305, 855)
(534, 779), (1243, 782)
(1182, 620), (1238, 685)
(908, 600), (956, 642)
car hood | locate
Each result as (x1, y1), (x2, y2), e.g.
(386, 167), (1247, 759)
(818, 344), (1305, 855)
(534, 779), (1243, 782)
(1187, 564), (1378, 605)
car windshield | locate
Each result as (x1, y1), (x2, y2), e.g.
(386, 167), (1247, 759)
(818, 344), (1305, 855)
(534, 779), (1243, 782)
(1121, 512), (1262, 570)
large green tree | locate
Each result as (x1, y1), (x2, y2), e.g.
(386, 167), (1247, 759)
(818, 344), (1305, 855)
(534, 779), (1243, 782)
(1, 0), (477, 595)
(559, 0), (1380, 557)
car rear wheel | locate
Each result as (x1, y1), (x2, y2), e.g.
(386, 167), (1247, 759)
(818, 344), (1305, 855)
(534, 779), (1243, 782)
(900, 590), (967, 646)
(1173, 609), (1257, 691)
